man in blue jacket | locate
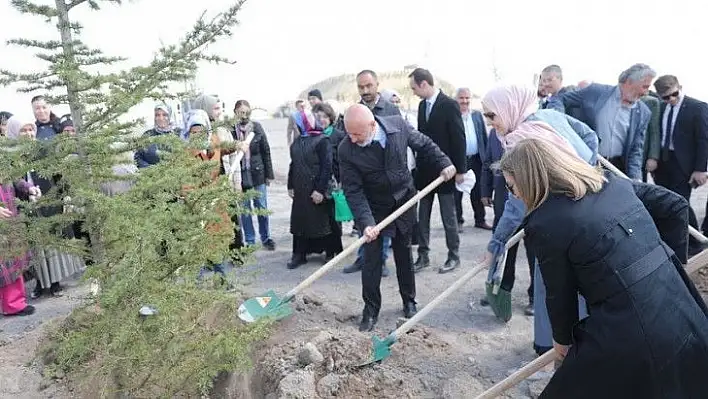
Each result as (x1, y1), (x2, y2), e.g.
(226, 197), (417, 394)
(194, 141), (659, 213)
(547, 63), (654, 180)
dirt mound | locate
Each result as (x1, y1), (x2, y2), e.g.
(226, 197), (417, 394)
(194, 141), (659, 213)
(216, 295), (493, 398)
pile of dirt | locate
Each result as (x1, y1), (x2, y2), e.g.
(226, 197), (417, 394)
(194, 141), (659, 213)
(215, 295), (496, 399)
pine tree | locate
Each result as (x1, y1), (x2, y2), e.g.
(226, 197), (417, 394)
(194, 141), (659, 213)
(0, 1), (270, 396)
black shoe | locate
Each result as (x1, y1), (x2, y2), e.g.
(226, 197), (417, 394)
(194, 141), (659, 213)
(359, 315), (378, 332)
(382, 264), (390, 277)
(480, 297), (490, 306)
(413, 255), (430, 273)
(263, 239), (276, 251)
(325, 252), (337, 262)
(475, 222), (493, 231)
(343, 261), (363, 273)
(7, 305), (35, 316)
(403, 301), (417, 318)
(524, 303), (535, 316)
(438, 258), (459, 274)
(287, 254), (307, 269)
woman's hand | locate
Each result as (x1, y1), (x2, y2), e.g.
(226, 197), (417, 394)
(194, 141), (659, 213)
(311, 190), (323, 204)
(0, 206), (13, 219)
(480, 250), (494, 267)
(553, 340), (570, 362)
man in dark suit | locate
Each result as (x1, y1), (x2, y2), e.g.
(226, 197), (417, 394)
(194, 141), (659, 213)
(652, 75), (708, 255)
(338, 104), (455, 331)
(408, 67), (467, 274)
(454, 87), (491, 232)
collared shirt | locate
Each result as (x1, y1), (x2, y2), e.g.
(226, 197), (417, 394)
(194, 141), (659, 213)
(461, 112), (478, 156)
(373, 121), (386, 148)
(596, 86), (633, 158)
(425, 89), (440, 121)
(661, 94), (684, 150)
(361, 94), (381, 110)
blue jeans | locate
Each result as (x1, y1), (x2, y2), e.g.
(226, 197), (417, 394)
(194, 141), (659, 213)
(356, 232), (391, 264)
(241, 184), (271, 245)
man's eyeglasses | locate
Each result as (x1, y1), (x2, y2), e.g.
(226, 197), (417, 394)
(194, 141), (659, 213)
(661, 91), (680, 101)
(483, 112), (496, 120)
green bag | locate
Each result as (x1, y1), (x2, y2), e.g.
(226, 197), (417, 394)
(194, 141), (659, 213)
(332, 189), (353, 222)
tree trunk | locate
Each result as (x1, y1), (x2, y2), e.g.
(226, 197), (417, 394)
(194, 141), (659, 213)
(54, 0), (84, 134)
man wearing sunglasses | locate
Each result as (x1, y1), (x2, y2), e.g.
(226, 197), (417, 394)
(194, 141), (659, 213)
(652, 75), (708, 256)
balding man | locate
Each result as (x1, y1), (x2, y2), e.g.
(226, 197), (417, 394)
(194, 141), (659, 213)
(338, 104), (455, 331)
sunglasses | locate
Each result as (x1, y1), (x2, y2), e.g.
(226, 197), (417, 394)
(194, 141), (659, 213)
(483, 112), (496, 120)
(661, 91), (679, 101)
(505, 181), (514, 193)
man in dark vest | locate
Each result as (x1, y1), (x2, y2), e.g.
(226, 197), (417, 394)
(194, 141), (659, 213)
(338, 104), (455, 331)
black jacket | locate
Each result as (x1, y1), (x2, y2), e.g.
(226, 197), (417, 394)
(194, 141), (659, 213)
(338, 114), (451, 236)
(240, 121), (274, 189)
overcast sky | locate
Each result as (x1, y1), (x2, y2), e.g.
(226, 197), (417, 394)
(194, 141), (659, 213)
(0, 0), (704, 120)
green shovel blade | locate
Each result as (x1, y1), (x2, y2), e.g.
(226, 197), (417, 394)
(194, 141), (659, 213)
(237, 289), (293, 323)
(370, 334), (397, 363)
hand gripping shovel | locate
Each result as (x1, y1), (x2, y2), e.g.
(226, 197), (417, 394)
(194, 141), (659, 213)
(237, 175), (447, 324)
(361, 229), (527, 366)
(598, 155), (708, 243)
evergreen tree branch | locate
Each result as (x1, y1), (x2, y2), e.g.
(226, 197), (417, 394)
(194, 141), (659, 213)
(10, 0), (58, 19)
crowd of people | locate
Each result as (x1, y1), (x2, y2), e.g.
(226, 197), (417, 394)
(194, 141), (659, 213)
(3, 62), (708, 397)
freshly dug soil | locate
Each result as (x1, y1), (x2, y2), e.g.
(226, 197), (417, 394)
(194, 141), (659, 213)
(215, 294), (495, 399)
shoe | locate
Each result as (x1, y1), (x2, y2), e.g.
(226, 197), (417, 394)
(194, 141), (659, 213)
(475, 222), (493, 231)
(325, 252), (337, 262)
(262, 239), (276, 251)
(6, 305), (35, 317)
(480, 297), (490, 306)
(403, 301), (417, 318)
(413, 255), (430, 273)
(359, 315), (378, 332)
(382, 264), (390, 277)
(286, 254), (307, 269)
(342, 261), (363, 273)
(49, 283), (63, 297)
(524, 303), (535, 316)
(438, 258), (459, 274)
(31, 284), (44, 300)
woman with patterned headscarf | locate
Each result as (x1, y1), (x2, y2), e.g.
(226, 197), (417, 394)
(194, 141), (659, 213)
(134, 103), (180, 168)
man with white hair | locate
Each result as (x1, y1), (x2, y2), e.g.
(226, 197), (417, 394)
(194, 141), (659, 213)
(547, 63), (654, 180)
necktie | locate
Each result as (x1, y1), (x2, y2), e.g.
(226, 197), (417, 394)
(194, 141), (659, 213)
(662, 105), (674, 162)
(425, 100), (432, 121)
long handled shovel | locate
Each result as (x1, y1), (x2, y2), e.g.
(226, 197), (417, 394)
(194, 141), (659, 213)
(359, 229), (527, 366)
(237, 175), (447, 323)
(597, 155), (708, 243)
(474, 244), (708, 399)
(485, 231), (519, 322)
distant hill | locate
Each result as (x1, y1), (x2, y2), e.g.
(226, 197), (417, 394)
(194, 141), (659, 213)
(297, 69), (468, 112)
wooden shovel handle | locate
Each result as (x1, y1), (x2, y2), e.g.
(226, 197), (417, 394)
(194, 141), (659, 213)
(283, 175), (446, 300)
(474, 349), (557, 399)
(392, 229), (526, 339)
(597, 155), (708, 243)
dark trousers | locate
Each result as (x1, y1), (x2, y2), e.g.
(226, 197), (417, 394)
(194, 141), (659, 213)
(491, 184), (507, 230)
(606, 155), (627, 175)
(362, 227), (415, 317)
(417, 192), (460, 260)
(497, 238), (535, 303)
(454, 154), (486, 225)
(654, 151), (701, 250)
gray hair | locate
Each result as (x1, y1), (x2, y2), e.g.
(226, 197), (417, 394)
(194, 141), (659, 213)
(541, 65), (563, 80)
(618, 64), (656, 84)
(455, 87), (472, 97)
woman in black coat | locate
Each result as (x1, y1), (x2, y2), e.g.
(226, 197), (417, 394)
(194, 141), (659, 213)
(499, 138), (708, 399)
(233, 100), (276, 250)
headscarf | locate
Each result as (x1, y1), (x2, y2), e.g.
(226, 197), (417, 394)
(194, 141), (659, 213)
(191, 94), (219, 121)
(482, 84), (578, 158)
(5, 115), (37, 139)
(380, 89), (401, 103)
(183, 109), (212, 147)
(294, 109), (322, 137)
(153, 103), (175, 134)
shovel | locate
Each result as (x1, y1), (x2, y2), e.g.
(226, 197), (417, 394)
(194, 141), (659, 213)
(360, 229), (526, 366)
(237, 175), (447, 324)
(597, 155), (708, 243)
(485, 230), (519, 322)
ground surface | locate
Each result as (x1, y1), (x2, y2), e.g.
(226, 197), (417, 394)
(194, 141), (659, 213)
(3, 118), (708, 398)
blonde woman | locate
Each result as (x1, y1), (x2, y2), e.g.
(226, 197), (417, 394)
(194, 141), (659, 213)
(499, 138), (708, 398)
